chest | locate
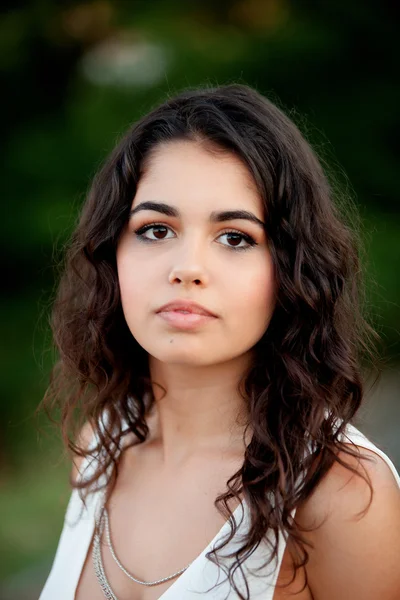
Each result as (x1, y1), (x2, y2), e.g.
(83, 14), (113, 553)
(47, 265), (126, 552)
(75, 531), (312, 600)
(74, 447), (313, 600)
(75, 449), (246, 600)
(76, 501), (234, 599)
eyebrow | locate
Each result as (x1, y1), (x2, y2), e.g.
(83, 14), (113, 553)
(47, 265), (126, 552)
(129, 201), (266, 229)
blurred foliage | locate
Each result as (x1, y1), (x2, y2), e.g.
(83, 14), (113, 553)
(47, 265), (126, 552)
(0, 453), (69, 580)
(0, 0), (399, 579)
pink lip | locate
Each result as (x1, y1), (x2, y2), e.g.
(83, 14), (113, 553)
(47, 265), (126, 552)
(157, 310), (216, 330)
(156, 300), (217, 317)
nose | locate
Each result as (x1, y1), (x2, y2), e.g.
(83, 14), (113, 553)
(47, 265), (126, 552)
(168, 238), (209, 287)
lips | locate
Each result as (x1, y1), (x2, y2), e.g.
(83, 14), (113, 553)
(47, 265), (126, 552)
(156, 300), (217, 317)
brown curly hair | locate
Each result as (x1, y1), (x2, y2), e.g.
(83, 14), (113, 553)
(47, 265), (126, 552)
(42, 84), (376, 598)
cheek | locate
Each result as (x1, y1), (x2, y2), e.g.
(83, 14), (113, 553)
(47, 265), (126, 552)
(119, 278), (150, 317)
(117, 251), (148, 317)
(231, 259), (276, 331)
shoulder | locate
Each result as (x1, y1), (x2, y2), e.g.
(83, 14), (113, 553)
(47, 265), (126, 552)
(296, 445), (400, 600)
(302, 445), (399, 519)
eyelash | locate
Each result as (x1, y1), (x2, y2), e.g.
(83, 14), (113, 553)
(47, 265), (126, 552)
(133, 222), (258, 252)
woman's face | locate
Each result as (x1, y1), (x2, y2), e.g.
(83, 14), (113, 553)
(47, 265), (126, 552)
(117, 140), (276, 367)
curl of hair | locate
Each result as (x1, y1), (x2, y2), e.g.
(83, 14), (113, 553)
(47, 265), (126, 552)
(42, 84), (377, 599)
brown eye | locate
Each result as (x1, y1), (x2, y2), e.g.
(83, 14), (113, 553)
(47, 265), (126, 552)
(225, 233), (242, 247)
(217, 231), (257, 251)
(134, 223), (257, 252)
(151, 226), (168, 239)
(134, 223), (175, 242)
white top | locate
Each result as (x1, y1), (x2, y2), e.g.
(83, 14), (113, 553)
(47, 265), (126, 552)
(40, 423), (400, 599)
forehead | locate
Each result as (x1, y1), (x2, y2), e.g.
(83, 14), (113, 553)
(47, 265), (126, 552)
(133, 140), (263, 217)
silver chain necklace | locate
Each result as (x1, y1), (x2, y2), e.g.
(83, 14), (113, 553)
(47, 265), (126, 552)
(92, 507), (192, 599)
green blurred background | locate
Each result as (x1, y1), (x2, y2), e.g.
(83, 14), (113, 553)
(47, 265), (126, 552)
(1, 1), (399, 597)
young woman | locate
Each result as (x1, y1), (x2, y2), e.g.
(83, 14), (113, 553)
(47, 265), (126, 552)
(40, 84), (400, 600)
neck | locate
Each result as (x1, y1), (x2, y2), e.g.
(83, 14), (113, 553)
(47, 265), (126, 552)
(145, 353), (254, 466)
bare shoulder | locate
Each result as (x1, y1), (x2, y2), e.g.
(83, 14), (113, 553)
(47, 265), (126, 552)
(301, 445), (399, 519)
(295, 445), (400, 600)
(71, 421), (96, 483)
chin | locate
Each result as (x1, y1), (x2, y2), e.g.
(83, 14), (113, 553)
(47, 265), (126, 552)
(145, 343), (219, 367)
(154, 351), (214, 366)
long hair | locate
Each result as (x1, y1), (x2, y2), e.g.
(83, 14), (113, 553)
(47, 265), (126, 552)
(42, 84), (376, 598)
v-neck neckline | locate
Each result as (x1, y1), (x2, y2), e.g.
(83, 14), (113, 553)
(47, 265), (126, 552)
(148, 497), (248, 600)
(73, 414), (250, 600)
(74, 494), (248, 600)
